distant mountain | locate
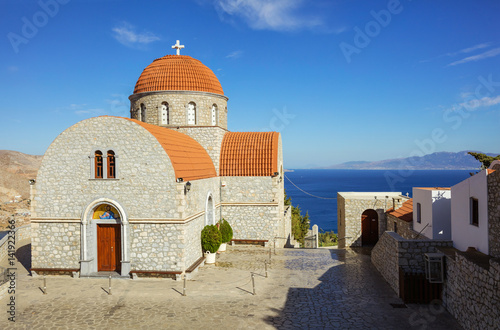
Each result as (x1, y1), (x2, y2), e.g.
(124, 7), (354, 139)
(323, 151), (498, 170)
(0, 150), (42, 203)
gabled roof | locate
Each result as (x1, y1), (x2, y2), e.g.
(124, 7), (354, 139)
(220, 132), (279, 176)
(387, 198), (413, 222)
(124, 118), (216, 181)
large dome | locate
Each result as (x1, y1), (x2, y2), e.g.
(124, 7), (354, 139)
(133, 55), (224, 95)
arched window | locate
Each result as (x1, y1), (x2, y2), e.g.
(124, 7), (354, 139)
(161, 102), (169, 125)
(187, 102), (196, 125)
(205, 193), (215, 226)
(140, 104), (146, 122)
(107, 150), (116, 179)
(211, 104), (218, 126)
(95, 151), (103, 179)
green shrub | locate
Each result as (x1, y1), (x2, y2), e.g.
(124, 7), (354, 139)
(201, 225), (222, 253)
(218, 218), (233, 243)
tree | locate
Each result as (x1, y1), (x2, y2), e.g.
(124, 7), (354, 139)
(468, 152), (500, 175)
(285, 190), (310, 245)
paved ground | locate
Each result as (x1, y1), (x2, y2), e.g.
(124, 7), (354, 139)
(0, 243), (462, 329)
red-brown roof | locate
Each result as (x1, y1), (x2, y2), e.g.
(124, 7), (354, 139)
(220, 132), (279, 176)
(387, 199), (413, 222)
(123, 118), (216, 181)
(133, 55), (224, 95)
(487, 169), (496, 174)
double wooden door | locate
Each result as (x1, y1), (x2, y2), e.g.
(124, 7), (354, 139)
(97, 224), (121, 272)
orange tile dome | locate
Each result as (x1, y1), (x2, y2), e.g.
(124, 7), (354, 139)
(133, 55), (224, 95)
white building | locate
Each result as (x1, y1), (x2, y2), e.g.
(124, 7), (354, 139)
(412, 187), (452, 240)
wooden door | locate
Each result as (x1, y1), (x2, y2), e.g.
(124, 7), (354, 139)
(361, 210), (379, 245)
(97, 224), (121, 272)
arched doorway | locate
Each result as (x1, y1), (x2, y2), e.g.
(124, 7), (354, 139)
(206, 193), (215, 226)
(361, 209), (379, 246)
(80, 199), (130, 277)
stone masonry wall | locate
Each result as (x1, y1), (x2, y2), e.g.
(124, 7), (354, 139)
(129, 91), (228, 129)
(174, 127), (226, 175)
(386, 214), (420, 240)
(443, 254), (500, 330)
(338, 194), (405, 247)
(487, 169), (500, 258)
(223, 205), (280, 240)
(0, 224), (30, 264)
(183, 215), (205, 268)
(371, 231), (453, 293)
(31, 222), (80, 269)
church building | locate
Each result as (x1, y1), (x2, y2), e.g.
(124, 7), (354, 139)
(30, 41), (290, 278)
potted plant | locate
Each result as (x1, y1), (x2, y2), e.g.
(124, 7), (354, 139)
(218, 218), (233, 252)
(201, 225), (222, 264)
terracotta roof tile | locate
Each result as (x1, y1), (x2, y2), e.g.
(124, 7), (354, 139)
(220, 132), (279, 176)
(415, 187), (450, 190)
(387, 199), (413, 222)
(122, 118), (216, 181)
(134, 55), (224, 95)
(487, 169), (496, 174)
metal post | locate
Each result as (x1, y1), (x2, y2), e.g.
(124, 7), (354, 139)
(183, 274), (187, 296)
(43, 276), (47, 295)
(108, 274), (112, 295)
(269, 248), (271, 262)
(265, 261), (268, 278)
(251, 273), (256, 295)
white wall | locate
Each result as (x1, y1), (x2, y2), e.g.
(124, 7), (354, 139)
(431, 190), (451, 240)
(413, 188), (433, 239)
(451, 170), (489, 254)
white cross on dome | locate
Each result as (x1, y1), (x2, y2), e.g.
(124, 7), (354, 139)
(172, 40), (185, 55)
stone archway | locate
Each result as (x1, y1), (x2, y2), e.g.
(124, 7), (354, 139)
(80, 198), (130, 277)
(205, 192), (215, 226)
(361, 209), (379, 246)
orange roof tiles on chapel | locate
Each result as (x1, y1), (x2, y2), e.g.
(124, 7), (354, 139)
(133, 55), (224, 95)
(123, 118), (216, 181)
(387, 198), (413, 222)
(220, 132), (279, 176)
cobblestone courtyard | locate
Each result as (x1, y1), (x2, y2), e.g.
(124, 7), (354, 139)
(1, 244), (462, 329)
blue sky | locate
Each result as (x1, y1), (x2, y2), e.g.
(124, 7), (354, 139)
(1, 0), (499, 168)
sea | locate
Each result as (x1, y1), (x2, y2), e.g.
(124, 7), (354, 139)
(284, 169), (473, 233)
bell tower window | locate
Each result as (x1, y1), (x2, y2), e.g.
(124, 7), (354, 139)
(187, 102), (196, 125)
(95, 151), (103, 179)
(140, 104), (146, 122)
(161, 102), (169, 125)
(211, 104), (218, 126)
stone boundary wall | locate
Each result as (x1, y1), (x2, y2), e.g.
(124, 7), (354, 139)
(371, 231), (453, 293)
(0, 224), (31, 263)
(443, 254), (500, 330)
(487, 169), (500, 258)
(386, 214), (429, 241)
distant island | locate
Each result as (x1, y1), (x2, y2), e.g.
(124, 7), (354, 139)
(317, 151), (498, 170)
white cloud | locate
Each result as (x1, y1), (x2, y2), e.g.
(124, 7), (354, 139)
(449, 95), (500, 112)
(112, 22), (160, 48)
(445, 43), (491, 57)
(447, 47), (500, 67)
(213, 0), (323, 31)
(226, 50), (243, 58)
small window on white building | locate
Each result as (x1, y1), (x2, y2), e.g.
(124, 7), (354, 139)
(140, 104), (146, 122)
(470, 197), (479, 226)
(187, 102), (196, 125)
(161, 102), (169, 125)
(211, 104), (217, 126)
(416, 203), (421, 223)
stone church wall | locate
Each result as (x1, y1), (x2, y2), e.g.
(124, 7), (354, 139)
(129, 91), (228, 129)
(174, 127), (226, 175)
(31, 222), (80, 269)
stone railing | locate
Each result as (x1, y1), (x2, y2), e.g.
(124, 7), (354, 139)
(371, 231), (453, 293)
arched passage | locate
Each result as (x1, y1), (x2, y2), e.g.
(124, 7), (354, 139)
(361, 209), (379, 246)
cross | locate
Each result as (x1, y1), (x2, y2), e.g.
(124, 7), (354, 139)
(172, 40), (185, 55)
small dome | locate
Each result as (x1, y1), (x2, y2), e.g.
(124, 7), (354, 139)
(133, 55), (224, 95)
